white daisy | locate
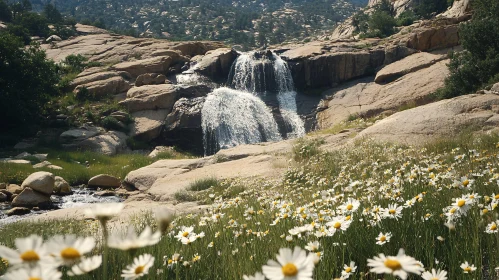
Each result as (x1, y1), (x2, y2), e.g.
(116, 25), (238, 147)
(451, 196), (472, 216)
(304, 241), (320, 252)
(108, 226), (161, 251)
(262, 246), (314, 280)
(84, 203), (124, 222)
(326, 216), (351, 235)
(45, 235), (95, 266)
(68, 255), (102, 276)
(376, 232), (392, 245)
(381, 204), (403, 220)
(1, 265), (62, 280)
(485, 220), (499, 234)
(121, 254), (155, 280)
(0, 235), (50, 266)
(341, 261), (357, 278)
(338, 198), (360, 213)
(367, 249), (424, 279)
(421, 268), (447, 280)
(460, 261), (476, 273)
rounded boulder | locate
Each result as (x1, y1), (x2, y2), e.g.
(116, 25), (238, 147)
(21, 171), (55, 195)
(88, 174), (121, 189)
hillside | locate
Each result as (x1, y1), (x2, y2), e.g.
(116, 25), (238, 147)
(27, 0), (368, 49)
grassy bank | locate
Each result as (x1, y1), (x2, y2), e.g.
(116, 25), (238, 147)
(2, 133), (499, 279)
(0, 148), (195, 185)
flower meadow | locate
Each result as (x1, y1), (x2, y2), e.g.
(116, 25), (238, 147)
(2, 134), (499, 279)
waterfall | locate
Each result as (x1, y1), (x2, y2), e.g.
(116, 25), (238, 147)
(201, 88), (282, 155)
(201, 50), (304, 155)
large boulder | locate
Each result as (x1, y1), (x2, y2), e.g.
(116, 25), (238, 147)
(130, 110), (169, 141)
(194, 48), (238, 82)
(7, 184), (22, 194)
(317, 59), (449, 128)
(21, 172), (55, 195)
(120, 84), (179, 113)
(375, 52), (447, 83)
(60, 126), (105, 144)
(7, 207), (31, 216)
(12, 187), (52, 208)
(54, 176), (72, 195)
(135, 73), (167, 87)
(88, 174), (121, 189)
(76, 131), (128, 155)
(120, 84), (211, 113)
(406, 25), (460, 52)
(74, 76), (131, 98)
(163, 97), (205, 154)
(71, 71), (131, 89)
(112, 56), (172, 77)
(354, 93), (499, 145)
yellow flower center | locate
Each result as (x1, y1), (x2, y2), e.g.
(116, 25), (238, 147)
(457, 200), (466, 207)
(384, 259), (402, 271)
(491, 224), (497, 231)
(462, 180), (469, 186)
(450, 208), (457, 214)
(182, 232), (189, 237)
(20, 250), (40, 262)
(345, 215), (351, 221)
(464, 267), (471, 272)
(29, 278), (41, 280)
(346, 204), (353, 210)
(380, 236), (386, 242)
(389, 209), (396, 215)
(282, 263), (298, 276)
(61, 248), (81, 260)
(135, 265), (145, 275)
(333, 222), (342, 229)
(495, 194), (499, 200)
(345, 267), (352, 273)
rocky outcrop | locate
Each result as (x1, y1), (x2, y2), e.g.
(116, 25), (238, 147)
(76, 131), (128, 155)
(375, 52), (447, 83)
(130, 110), (169, 141)
(135, 73), (167, 87)
(112, 56), (172, 77)
(440, 0), (473, 20)
(405, 24), (460, 52)
(163, 97), (205, 154)
(120, 84), (179, 113)
(21, 172), (55, 195)
(71, 71), (131, 89)
(317, 55), (449, 128)
(354, 93), (499, 145)
(60, 126), (105, 144)
(74, 76), (131, 98)
(88, 174), (121, 189)
(193, 48), (238, 82)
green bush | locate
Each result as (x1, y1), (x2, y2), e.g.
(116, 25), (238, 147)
(437, 0), (499, 99)
(188, 177), (220, 192)
(396, 10), (416, 26)
(367, 9), (397, 38)
(101, 116), (128, 132)
(0, 33), (60, 131)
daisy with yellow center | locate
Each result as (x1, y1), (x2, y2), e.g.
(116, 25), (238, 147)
(367, 249), (424, 279)
(376, 232), (392, 245)
(67, 255), (102, 276)
(421, 268), (448, 280)
(341, 261), (357, 278)
(108, 226), (161, 251)
(451, 196), (472, 215)
(339, 198), (360, 213)
(485, 220), (499, 234)
(262, 246), (314, 280)
(1, 265), (62, 280)
(325, 216), (352, 236)
(46, 235), (95, 266)
(460, 261), (476, 273)
(121, 253), (155, 280)
(0, 235), (50, 267)
(382, 204), (403, 220)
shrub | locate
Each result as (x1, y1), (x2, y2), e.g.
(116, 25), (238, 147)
(188, 177), (220, 192)
(396, 10), (416, 26)
(0, 33), (60, 131)
(101, 116), (128, 132)
(437, 0), (499, 99)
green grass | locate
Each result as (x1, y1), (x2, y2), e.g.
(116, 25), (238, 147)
(0, 148), (194, 185)
(187, 177), (220, 192)
(2, 132), (499, 279)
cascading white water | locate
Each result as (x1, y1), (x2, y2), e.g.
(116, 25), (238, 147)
(273, 54), (306, 138)
(201, 88), (282, 155)
(201, 50), (305, 154)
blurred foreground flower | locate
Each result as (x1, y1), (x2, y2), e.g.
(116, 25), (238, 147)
(367, 249), (424, 279)
(262, 246), (314, 280)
